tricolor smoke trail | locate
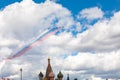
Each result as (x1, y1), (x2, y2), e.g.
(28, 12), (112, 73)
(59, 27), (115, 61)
(8, 27), (61, 60)
(0, 27), (61, 71)
(1, 27), (61, 62)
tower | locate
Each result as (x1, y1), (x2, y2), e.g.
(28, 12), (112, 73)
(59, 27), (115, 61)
(45, 58), (54, 80)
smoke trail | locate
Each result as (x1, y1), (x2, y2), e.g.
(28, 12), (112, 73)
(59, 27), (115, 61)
(6, 29), (50, 59)
(6, 27), (61, 60)
(0, 27), (61, 72)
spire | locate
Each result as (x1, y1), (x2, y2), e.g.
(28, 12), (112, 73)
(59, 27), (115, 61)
(48, 58), (50, 65)
(45, 58), (54, 78)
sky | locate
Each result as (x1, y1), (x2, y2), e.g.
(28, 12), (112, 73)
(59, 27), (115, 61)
(0, 0), (120, 80)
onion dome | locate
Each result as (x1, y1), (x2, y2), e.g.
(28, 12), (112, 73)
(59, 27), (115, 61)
(48, 71), (55, 78)
(57, 71), (63, 78)
(39, 72), (44, 77)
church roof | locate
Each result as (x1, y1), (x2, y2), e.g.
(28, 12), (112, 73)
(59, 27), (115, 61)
(48, 71), (55, 78)
(57, 71), (63, 78)
(45, 58), (54, 78)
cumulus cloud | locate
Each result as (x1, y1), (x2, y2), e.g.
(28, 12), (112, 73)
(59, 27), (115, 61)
(0, 0), (120, 80)
(0, 0), (74, 57)
(45, 11), (120, 53)
(0, 47), (12, 58)
(62, 51), (120, 72)
(0, 0), (73, 40)
(78, 11), (120, 52)
(6, 74), (19, 79)
(53, 50), (120, 80)
(0, 60), (6, 70)
(78, 7), (104, 20)
(90, 75), (104, 80)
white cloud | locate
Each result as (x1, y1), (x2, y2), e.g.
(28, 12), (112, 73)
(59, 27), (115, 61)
(78, 7), (104, 20)
(0, 0), (74, 57)
(58, 50), (120, 79)
(0, 47), (12, 58)
(78, 11), (120, 52)
(6, 74), (19, 79)
(62, 51), (120, 72)
(44, 11), (120, 53)
(0, 0), (120, 80)
(90, 75), (104, 80)
(0, 0), (74, 41)
(0, 60), (6, 70)
(0, 37), (21, 47)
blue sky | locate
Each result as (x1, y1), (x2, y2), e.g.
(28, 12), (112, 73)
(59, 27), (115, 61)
(58, 0), (120, 15)
(0, 0), (120, 80)
(1, 0), (120, 14)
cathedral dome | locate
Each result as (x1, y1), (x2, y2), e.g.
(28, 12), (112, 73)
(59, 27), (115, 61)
(57, 71), (63, 78)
